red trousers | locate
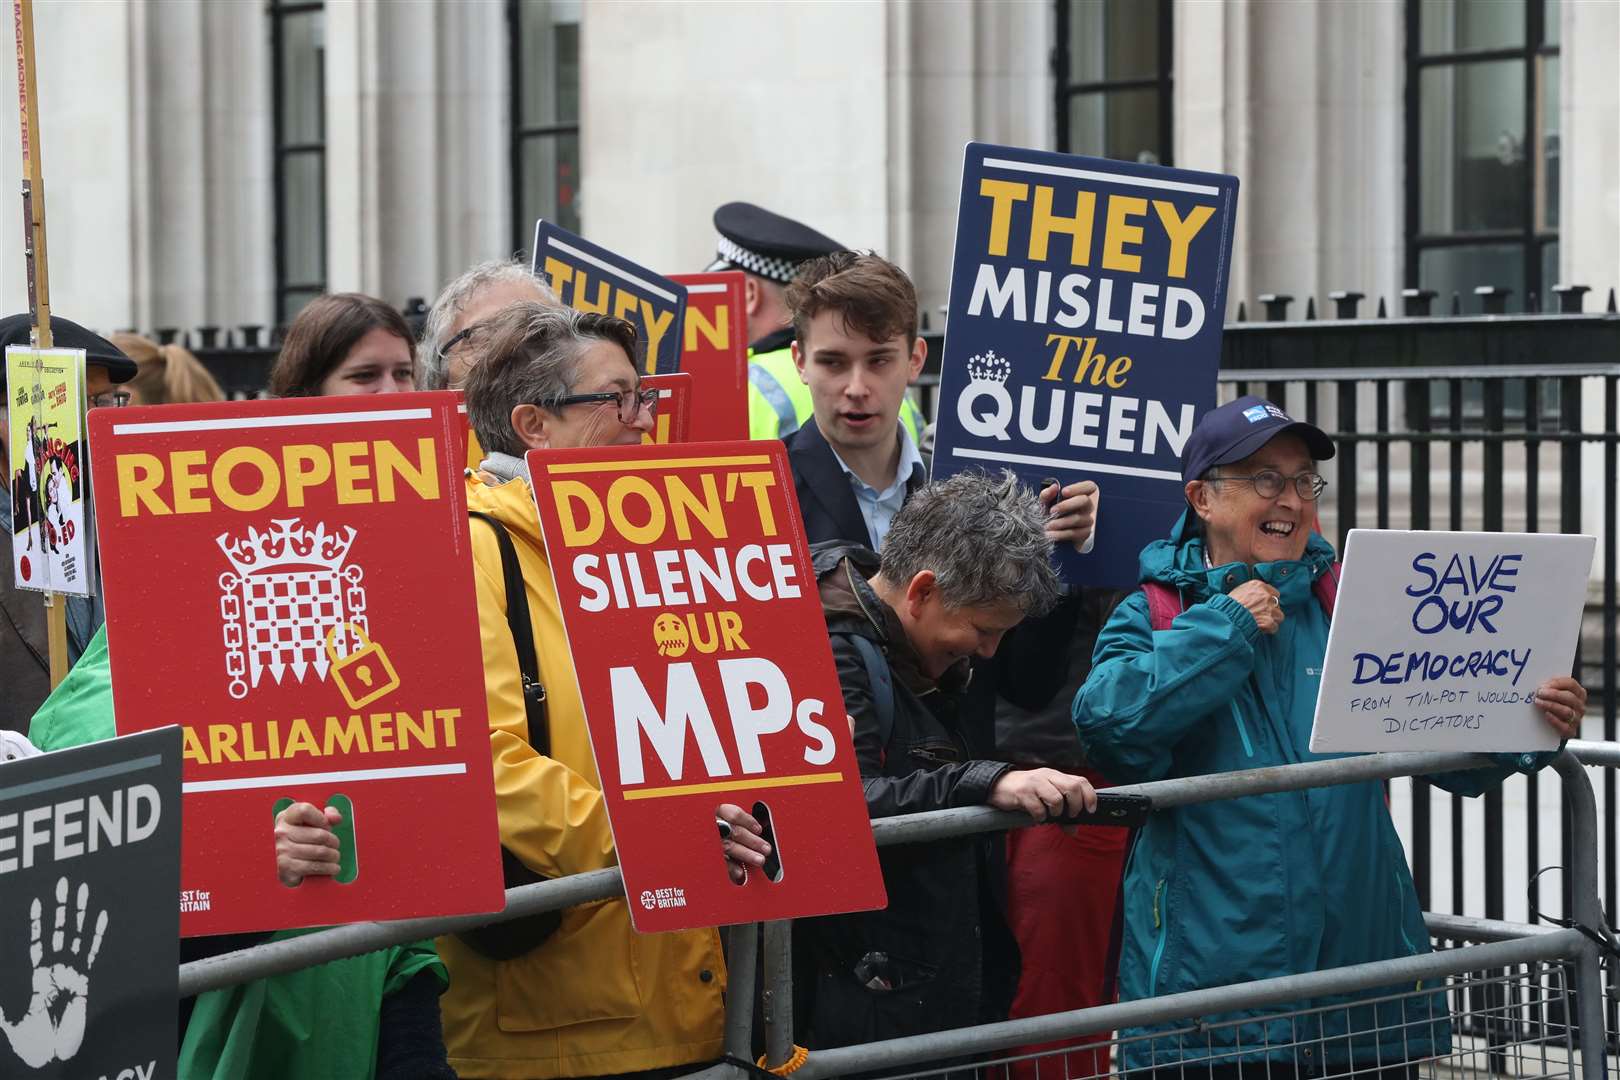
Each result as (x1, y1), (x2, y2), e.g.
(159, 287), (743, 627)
(999, 815), (1130, 1079)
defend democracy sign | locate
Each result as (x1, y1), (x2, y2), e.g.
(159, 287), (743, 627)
(0, 727), (181, 1080)
(527, 440), (886, 932)
(1310, 529), (1595, 753)
(89, 393), (503, 935)
(532, 220), (688, 376)
(930, 143), (1239, 586)
(668, 272), (750, 441)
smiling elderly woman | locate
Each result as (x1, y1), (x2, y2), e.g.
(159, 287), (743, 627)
(440, 302), (768, 1079)
(1074, 395), (1587, 1080)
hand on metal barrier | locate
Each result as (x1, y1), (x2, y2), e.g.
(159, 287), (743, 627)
(989, 767), (1098, 821)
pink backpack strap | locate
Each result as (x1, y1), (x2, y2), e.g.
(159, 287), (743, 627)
(1313, 561), (1342, 617)
(1141, 581), (1186, 631)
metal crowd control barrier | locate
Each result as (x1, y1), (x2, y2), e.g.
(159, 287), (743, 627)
(177, 749), (1619, 1080)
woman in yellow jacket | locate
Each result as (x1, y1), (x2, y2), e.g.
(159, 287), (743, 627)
(440, 301), (771, 1079)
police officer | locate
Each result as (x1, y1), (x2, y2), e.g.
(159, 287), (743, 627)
(708, 201), (922, 441)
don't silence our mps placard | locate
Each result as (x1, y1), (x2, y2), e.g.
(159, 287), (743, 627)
(527, 440), (886, 932)
(931, 143), (1239, 587)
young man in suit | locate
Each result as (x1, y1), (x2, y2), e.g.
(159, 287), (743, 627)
(781, 253), (1125, 1061)
(782, 251), (1097, 554)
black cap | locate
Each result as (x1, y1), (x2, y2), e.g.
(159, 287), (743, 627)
(707, 202), (845, 284)
(0, 314), (137, 384)
(1181, 395), (1336, 483)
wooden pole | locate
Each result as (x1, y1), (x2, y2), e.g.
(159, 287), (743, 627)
(13, 0), (68, 686)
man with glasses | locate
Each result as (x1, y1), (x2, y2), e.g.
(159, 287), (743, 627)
(1073, 395), (1588, 1080)
(0, 314), (135, 729)
(416, 260), (561, 472)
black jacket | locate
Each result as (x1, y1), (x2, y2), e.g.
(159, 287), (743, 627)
(784, 418), (925, 550)
(793, 542), (1018, 1052)
(784, 418), (1087, 760)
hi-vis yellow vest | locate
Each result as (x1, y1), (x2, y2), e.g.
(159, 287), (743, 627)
(747, 345), (926, 443)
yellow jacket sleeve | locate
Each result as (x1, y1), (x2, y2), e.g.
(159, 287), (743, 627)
(472, 530), (618, 881)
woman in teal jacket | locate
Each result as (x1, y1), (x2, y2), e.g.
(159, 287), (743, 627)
(1073, 396), (1587, 1077)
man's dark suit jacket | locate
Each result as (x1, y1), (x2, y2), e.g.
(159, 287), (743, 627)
(783, 417), (925, 550)
(783, 415), (1083, 728)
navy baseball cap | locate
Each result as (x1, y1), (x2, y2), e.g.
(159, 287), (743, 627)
(1181, 395), (1336, 483)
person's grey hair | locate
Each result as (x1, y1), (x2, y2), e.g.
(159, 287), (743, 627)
(462, 302), (641, 458)
(417, 259), (559, 390)
(879, 469), (1060, 616)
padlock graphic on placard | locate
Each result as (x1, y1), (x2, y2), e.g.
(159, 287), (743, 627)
(324, 622), (401, 709)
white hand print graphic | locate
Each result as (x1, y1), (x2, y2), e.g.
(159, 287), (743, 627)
(0, 876), (109, 1069)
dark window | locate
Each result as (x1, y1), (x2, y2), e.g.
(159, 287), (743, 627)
(510, 0), (581, 260)
(1406, 0), (1560, 310)
(1053, 0), (1173, 165)
(270, 1), (327, 323)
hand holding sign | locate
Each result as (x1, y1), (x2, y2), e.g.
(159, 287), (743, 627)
(716, 803), (770, 884)
(1040, 479), (1098, 553)
(274, 802), (344, 887)
(1534, 676), (1587, 739)
(1310, 529), (1594, 753)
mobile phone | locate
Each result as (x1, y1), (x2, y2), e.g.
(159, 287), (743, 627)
(1057, 792), (1152, 828)
(753, 801), (785, 883)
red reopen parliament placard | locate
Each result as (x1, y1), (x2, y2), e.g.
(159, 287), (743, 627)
(669, 272), (749, 441)
(527, 440), (886, 931)
(89, 393), (504, 936)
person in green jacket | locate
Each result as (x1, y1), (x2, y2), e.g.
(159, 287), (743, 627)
(1074, 396), (1587, 1078)
(28, 626), (456, 1080)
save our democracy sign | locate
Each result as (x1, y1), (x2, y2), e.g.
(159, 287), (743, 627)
(0, 727), (181, 1080)
(1310, 529), (1595, 754)
(532, 220), (688, 376)
(527, 440), (886, 932)
(931, 142), (1239, 586)
(88, 393), (503, 935)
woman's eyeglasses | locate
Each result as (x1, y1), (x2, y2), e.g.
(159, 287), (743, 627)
(549, 386), (659, 425)
(1207, 469), (1328, 501)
